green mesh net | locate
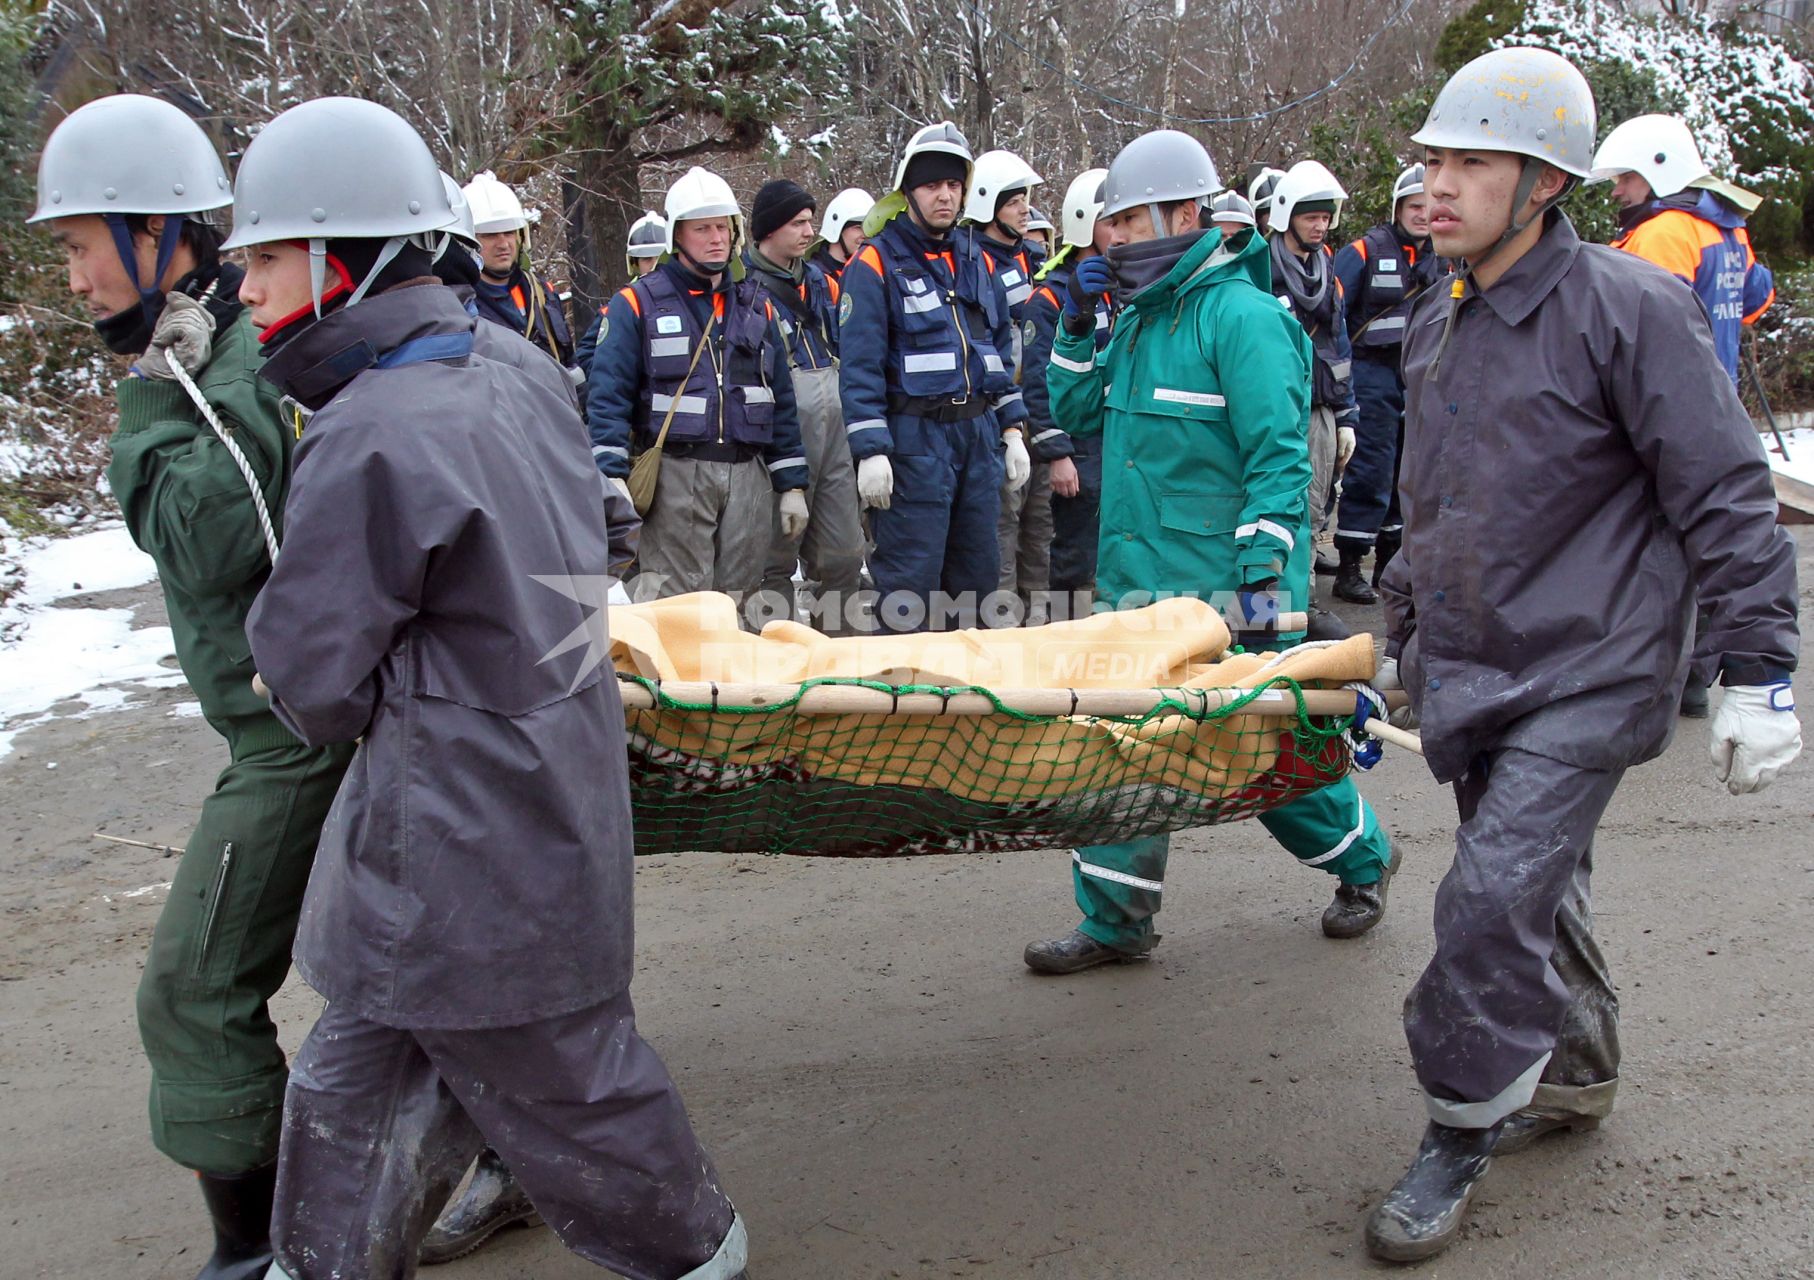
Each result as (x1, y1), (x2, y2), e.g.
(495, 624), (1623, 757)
(619, 674), (1358, 856)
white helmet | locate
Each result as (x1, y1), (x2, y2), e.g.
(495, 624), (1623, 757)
(1391, 163), (1425, 208)
(439, 172), (479, 248)
(1590, 114), (1709, 199)
(1271, 160), (1347, 232)
(1208, 191), (1255, 228)
(463, 171), (528, 235)
(663, 166), (741, 253)
(889, 121), (974, 195)
(627, 211), (667, 258)
(820, 188), (874, 243)
(963, 150), (1042, 225)
(1059, 168), (1108, 249)
(1247, 166), (1286, 211)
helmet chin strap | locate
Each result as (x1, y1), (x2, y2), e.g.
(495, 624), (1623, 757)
(105, 213), (187, 324)
(1426, 159), (1574, 383)
(306, 235), (409, 317)
(905, 189), (950, 238)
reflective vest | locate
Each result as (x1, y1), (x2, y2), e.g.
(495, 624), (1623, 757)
(1345, 225), (1438, 355)
(629, 268), (778, 449)
(754, 257), (840, 372)
(863, 221), (1009, 402)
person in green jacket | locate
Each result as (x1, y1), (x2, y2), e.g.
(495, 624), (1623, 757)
(1023, 130), (1398, 975)
(30, 96), (352, 1280)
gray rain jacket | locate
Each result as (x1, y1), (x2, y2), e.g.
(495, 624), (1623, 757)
(247, 283), (635, 1029)
(1383, 214), (1798, 783)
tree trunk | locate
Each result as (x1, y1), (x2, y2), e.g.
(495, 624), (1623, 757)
(567, 117), (650, 323)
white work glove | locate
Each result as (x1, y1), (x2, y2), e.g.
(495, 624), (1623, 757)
(1372, 656), (1417, 729)
(1710, 681), (1801, 795)
(857, 454), (894, 510)
(1335, 424), (1357, 470)
(1003, 430), (1031, 493)
(609, 476), (633, 505)
(138, 292), (216, 381)
(778, 489), (809, 540)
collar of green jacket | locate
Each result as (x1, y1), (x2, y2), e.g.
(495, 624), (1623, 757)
(1122, 224), (1269, 315)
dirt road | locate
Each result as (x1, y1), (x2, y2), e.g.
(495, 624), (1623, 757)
(3, 565), (1812, 1279)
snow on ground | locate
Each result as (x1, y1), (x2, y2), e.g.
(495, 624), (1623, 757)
(0, 525), (181, 759)
(1767, 426), (1814, 488)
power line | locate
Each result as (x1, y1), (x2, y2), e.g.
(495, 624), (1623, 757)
(951, 0), (1421, 126)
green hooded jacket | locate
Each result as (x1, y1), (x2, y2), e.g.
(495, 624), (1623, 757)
(108, 313), (299, 749)
(1047, 228), (1313, 634)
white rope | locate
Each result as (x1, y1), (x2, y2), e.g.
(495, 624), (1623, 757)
(167, 358), (282, 566)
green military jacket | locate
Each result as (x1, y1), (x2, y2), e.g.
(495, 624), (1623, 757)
(108, 312), (298, 747)
(1047, 228), (1314, 635)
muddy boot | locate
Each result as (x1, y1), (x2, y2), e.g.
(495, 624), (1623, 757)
(194, 1164), (276, 1280)
(1323, 843), (1401, 939)
(1304, 608), (1351, 642)
(1679, 679), (1710, 719)
(420, 1149), (543, 1265)
(1365, 1120), (1503, 1264)
(1372, 530), (1401, 587)
(1493, 1107), (1603, 1155)
(1332, 548), (1379, 604)
(1023, 929), (1152, 975)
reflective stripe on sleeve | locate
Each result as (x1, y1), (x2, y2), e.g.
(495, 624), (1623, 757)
(1236, 519), (1297, 551)
(847, 418), (889, 437)
(1050, 351), (1094, 374)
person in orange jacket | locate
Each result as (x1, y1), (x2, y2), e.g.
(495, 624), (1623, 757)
(1592, 114), (1773, 387)
(1592, 115), (1777, 721)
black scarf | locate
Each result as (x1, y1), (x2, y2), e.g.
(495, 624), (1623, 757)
(1103, 229), (1207, 305)
(94, 259), (245, 356)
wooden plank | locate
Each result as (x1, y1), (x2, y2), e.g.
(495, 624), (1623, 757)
(1771, 467), (1814, 525)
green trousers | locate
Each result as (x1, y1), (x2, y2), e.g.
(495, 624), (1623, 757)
(135, 723), (351, 1175)
(1072, 776), (1392, 953)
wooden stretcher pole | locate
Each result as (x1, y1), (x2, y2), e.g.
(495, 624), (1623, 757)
(616, 678), (1409, 721)
(1358, 717), (1425, 757)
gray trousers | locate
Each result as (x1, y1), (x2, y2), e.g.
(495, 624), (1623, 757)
(1308, 405), (1337, 534)
(634, 454), (773, 616)
(996, 458), (1054, 620)
(271, 992), (745, 1280)
(759, 364), (865, 633)
(1405, 748), (1623, 1129)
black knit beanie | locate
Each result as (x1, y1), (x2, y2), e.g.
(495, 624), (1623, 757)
(750, 180), (816, 244)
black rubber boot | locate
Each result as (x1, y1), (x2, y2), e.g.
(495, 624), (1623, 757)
(1023, 929), (1152, 975)
(194, 1164), (277, 1280)
(1365, 1120), (1504, 1264)
(1332, 548), (1379, 604)
(1494, 1107), (1602, 1155)
(1679, 679), (1711, 719)
(420, 1149), (543, 1265)
(1322, 843), (1401, 939)
(1372, 530), (1402, 587)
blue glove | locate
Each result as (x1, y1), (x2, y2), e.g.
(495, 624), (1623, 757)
(1232, 580), (1280, 652)
(1063, 256), (1114, 332)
